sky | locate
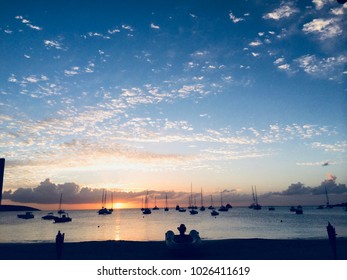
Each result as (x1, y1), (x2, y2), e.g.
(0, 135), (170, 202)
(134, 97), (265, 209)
(1, 0), (346, 209)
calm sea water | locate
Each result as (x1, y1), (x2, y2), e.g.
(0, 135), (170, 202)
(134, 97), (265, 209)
(0, 207), (346, 243)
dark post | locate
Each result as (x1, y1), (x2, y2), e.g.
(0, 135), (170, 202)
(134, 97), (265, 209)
(0, 158), (5, 206)
(326, 222), (337, 259)
(56, 230), (65, 259)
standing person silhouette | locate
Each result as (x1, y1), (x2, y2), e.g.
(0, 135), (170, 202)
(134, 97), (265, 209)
(56, 230), (65, 259)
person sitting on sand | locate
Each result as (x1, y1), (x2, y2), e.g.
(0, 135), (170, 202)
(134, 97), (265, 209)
(174, 224), (193, 243)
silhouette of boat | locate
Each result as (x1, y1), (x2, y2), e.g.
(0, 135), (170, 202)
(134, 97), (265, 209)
(57, 193), (66, 214)
(199, 188), (205, 211)
(268, 206), (275, 211)
(317, 187), (334, 209)
(164, 194), (169, 211)
(152, 197), (159, 210)
(208, 195), (215, 210)
(142, 191), (151, 215)
(178, 208), (186, 212)
(249, 186), (261, 210)
(17, 211), (34, 219)
(54, 213), (72, 223)
(290, 206), (296, 212)
(218, 192), (228, 212)
(98, 189), (112, 215)
(42, 212), (57, 220)
(211, 209), (219, 216)
(295, 205), (303, 214)
(189, 184), (198, 214)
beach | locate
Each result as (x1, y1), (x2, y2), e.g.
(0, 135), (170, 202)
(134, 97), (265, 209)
(0, 238), (346, 260)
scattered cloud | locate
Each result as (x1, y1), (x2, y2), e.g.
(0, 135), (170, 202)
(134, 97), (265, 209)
(263, 2), (299, 20)
(15, 15), (43, 31)
(228, 12), (245, 23)
(302, 18), (343, 40)
(295, 54), (347, 78)
(44, 40), (64, 50)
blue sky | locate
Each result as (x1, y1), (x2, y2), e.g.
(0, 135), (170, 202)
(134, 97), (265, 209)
(1, 0), (346, 207)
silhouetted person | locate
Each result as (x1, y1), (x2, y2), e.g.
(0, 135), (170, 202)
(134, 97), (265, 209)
(56, 230), (65, 259)
(174, 224), (193, 243)
(327, 222), (337, 259)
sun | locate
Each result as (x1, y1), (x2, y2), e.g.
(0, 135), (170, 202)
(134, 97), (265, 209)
(114, 203), (123, 209)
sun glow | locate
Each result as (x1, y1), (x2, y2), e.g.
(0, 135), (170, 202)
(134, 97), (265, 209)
(114, 202), (123, 209)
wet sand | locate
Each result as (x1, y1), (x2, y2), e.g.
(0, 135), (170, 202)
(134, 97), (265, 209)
(0, 238), (346, 260)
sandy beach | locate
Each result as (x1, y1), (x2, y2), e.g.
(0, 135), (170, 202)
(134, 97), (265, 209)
(0, 238), (346, 260)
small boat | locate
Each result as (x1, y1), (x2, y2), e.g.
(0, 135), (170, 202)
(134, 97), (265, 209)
(208, 195), (215, 210)
(142, 191), (152, 215)
(199, 188), (205, 211)
(142, 208), (151, 215)
(165, 224), (201, 249)
(98, 207), (112, 215)
(98, 189), (112, 215)
(189, 209), (198, 215)
(175, 204), (180, 211)
(17, 212), (34, 219)
(152, 197), (159, 210)
(57, 193), (66, 214)
(164, 194), (169, 211)
(54, 213), (72, 223)
(290, 206), (296, 212)
(42, 212), (57, 220)
(211, 209), (219, 216)
(295, 205), (303, 215)
(249, 186), (261, 210)
(268, 206), (275, 211)
(218, 192), (228, 212)
(178, 208), (186, 212)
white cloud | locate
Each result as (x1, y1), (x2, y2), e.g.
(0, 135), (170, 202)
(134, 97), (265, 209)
(150, 23), (160, 29)
(263, 2), (299, 20)
(15, 15), (43, 30)
(108, 28), (120, 34)
(228, 12), (244, 23)
(312, 0), (325, 10)
(274, 58), (285, 64)
(302, 18), (342, 40)
(44, 40), (64, 50)
(277, 64), (291, 71)
(295, 54), (347, 78)
(249, 40), (262, 47)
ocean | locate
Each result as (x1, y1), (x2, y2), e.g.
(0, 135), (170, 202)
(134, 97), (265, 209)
(0, 206), (346, 243)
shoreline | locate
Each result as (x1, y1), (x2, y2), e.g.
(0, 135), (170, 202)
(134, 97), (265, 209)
(1, 238), (346, 260)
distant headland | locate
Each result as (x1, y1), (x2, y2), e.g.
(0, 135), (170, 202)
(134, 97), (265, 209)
(0, 205), (40, 212)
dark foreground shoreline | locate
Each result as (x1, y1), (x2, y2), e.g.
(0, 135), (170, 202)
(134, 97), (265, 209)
(0, 238), (346, 260)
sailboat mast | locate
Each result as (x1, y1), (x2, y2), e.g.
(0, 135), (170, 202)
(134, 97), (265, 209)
(325, 186), (330, 206)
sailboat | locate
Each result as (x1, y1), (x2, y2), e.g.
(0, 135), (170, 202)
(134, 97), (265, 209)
(109, 192), (114, 212)
(98, 189), (112, 215)
(208, 195), (215, 210)
(142, 191), (151, 215)
(249, 186), (261, 210)
(189, 184), (198, 215)
(218, 192), (228, 212)
(54, 193), (72, 223)
(164, 194), (169, 211)
(152, 196), (159, 210)
(200, 188), (205, 211)
(57, 193), (65, 214)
